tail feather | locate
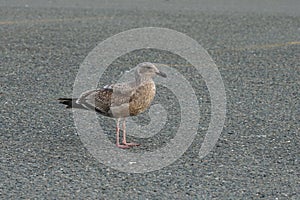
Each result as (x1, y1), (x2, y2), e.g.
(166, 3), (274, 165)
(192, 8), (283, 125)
(58, 98), (87, 109)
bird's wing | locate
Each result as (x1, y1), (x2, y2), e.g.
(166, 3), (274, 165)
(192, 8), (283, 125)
(76, 89), (111, 115)
(76, 81), (137, 117)
(108, 82), (137, 109)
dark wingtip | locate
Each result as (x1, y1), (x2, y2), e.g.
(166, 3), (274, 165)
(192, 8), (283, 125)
(58, 98), (73, 107)
(58, 97), (88, 110)
(58, 98), (72, 101)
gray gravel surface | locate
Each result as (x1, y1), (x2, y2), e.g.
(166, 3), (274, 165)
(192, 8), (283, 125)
(1, 1), (299, 199)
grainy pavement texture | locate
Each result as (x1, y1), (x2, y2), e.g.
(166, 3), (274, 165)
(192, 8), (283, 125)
(1, 0), (299, 199)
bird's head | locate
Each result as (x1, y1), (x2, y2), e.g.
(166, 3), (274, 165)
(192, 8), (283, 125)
(136, 62), (167, 79)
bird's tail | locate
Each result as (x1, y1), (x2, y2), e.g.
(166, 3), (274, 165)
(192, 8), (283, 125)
(58, 98), (87, 109)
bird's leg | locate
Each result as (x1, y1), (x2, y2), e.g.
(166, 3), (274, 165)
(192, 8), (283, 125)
(116, 118), (130, 149)
(122, 119), (140, 146)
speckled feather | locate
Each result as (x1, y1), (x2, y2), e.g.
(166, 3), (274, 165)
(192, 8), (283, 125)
(75, 81), (156, 118)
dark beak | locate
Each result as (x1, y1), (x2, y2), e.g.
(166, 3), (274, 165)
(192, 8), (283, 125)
(156, 71), (167, 78)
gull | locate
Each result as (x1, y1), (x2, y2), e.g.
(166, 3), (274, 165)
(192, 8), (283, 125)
(58, 62), (167, 148)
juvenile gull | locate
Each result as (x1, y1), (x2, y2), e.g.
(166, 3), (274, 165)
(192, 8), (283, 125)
(58, 62), (167, 148)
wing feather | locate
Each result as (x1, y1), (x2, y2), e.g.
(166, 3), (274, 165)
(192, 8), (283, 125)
(76, 81), (137, 117)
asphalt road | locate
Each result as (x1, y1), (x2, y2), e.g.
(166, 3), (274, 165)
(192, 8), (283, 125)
(1, 1), (299, 199)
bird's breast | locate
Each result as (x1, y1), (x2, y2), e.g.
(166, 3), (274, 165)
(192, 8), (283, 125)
(129, 82), (156, 116)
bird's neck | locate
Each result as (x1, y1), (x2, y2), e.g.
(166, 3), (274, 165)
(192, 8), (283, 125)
(135, 74), (153, 85)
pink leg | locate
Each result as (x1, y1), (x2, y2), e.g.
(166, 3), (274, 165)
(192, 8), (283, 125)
(122, 119), (140, 146)
(116, 118), (130, 149)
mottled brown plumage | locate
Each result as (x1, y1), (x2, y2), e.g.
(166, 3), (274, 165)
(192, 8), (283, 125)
(58, 62), (166, 148)
(129, 82), (156, 116)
